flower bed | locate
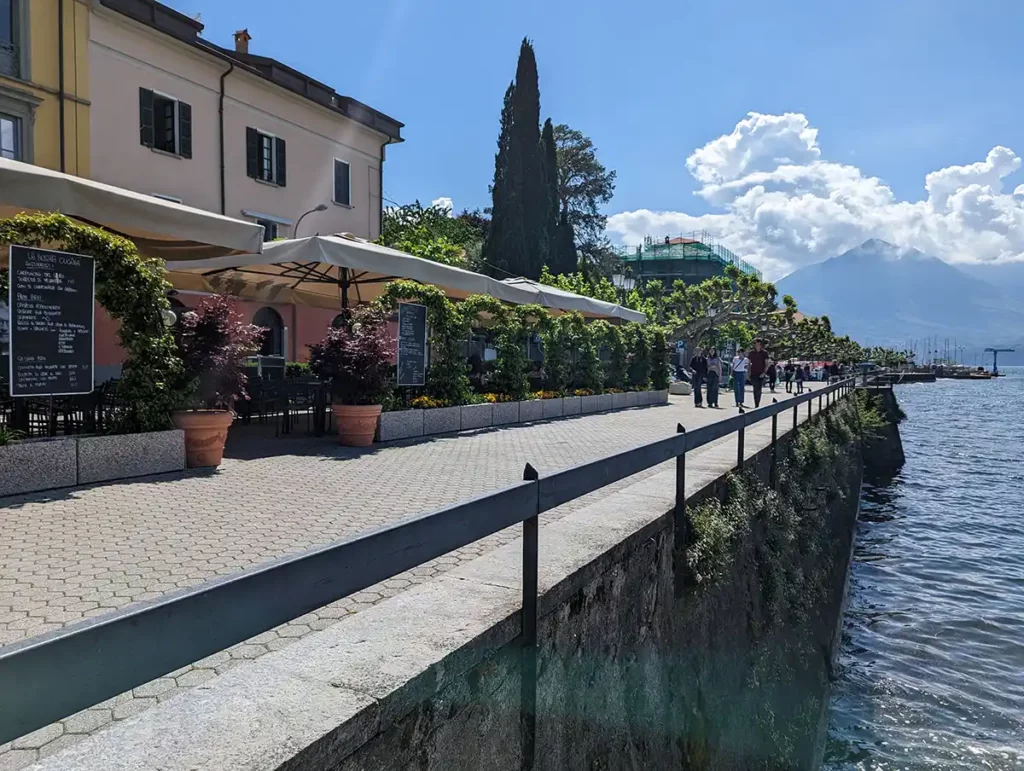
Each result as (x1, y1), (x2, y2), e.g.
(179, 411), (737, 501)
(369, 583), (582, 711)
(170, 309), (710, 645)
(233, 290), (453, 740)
(376, 389), (669, 443)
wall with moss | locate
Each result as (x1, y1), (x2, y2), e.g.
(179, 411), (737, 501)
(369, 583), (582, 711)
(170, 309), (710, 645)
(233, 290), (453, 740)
(325, 395), (900, 771)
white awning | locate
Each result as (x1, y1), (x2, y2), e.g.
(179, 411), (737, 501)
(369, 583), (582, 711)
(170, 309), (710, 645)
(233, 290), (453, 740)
(0, 158), (265, 260)
(499, 278), (647, 323)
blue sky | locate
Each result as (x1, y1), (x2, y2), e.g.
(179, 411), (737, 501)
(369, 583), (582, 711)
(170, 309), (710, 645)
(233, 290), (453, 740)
(164, 0), (1024, 276)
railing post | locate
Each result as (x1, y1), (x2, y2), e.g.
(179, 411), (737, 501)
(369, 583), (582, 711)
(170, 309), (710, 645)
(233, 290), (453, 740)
(770, 400), (778, 489)
(793, 403), (798, 432)
(819, 393), (823, 412)
(673, 424), (688, 598)
(808, 398), (812, 420)
(521, 463), (540, 771)
(736, 408), (745, 471)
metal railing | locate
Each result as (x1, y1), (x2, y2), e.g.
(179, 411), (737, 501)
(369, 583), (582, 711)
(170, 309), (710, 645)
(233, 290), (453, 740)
(0, 378), (857, 747)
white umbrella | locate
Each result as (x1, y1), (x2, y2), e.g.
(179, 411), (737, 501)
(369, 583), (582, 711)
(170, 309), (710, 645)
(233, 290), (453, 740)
(0, 158), (264, 259)
(500, 277), (647, 323)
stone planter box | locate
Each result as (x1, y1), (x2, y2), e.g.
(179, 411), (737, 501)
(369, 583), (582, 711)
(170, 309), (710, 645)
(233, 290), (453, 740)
(491, 401), (520, 426)
(654, 389), (669, 404)
(461, 403), (493, 431)
(0, 438), (77, 498)
(77, 430), (185, 485)
(519, 399), (544, 423)
(624, 391), (639, 408)
(599, 393), (614, 412)
(377, 410), (424, 442)
(669, 382), (692, 396)
(580, 395), (602, 414)
(562, 396), (582, 416)
(636, 390), (652, 406)
(422, 406), (461, 436)
(541, 397), (564, 420)
(611, 392), (627, 410)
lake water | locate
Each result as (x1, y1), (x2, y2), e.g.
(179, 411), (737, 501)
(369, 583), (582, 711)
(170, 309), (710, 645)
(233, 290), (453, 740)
(825, 367), (1024, 770)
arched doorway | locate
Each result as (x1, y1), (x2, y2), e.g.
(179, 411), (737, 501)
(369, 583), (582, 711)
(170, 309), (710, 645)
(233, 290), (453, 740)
(253, 307), (285, 357)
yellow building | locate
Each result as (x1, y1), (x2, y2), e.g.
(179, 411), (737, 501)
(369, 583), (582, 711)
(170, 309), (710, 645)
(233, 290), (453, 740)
(0, 0), (89, 175)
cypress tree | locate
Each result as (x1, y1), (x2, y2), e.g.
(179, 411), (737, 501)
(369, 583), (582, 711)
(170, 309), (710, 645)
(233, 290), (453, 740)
(555, 209), (577, 275)
(540, 118), (561, 274)
(486, 38), (547, 280)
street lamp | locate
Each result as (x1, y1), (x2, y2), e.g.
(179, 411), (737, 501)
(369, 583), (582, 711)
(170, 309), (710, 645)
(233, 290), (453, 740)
(610, 272), (636, 304)
(294, 203), (328, 238)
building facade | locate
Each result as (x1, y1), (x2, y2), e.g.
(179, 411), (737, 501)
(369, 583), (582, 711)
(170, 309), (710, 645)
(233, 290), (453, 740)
(87, 0), (403, 378)
(615, 232), (761, 287)
(0, 0), (90, 174)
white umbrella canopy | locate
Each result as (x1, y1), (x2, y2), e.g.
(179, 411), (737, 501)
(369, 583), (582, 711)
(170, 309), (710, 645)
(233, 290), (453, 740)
(167, 233), (542, 309)
(165, 233), (645, 323)
(0, 158), (265, 260)
(500, 277), (647, 323)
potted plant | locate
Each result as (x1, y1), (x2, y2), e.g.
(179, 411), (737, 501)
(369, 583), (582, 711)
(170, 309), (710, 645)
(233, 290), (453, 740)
(171, 296), (264, 468)
(309, 306), (393, 446)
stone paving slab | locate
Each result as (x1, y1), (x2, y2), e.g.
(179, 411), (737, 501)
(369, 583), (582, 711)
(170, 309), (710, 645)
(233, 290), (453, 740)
(0, 384), (830, 768)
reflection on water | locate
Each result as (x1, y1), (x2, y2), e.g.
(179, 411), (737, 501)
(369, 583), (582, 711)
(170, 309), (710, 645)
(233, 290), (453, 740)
(825, 368), (1024, 770)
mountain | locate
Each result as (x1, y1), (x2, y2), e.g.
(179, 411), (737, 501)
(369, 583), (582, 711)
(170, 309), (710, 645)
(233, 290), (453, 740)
(776, 239), (1024, 355)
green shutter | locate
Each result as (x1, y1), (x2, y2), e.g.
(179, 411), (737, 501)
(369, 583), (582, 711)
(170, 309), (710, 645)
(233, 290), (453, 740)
(139, 88), (154, 147)
(246, 127), (259, 178)
(178, 101), (192, 158)
(275, 137), (286, 186)
(334, 160), (350, 205)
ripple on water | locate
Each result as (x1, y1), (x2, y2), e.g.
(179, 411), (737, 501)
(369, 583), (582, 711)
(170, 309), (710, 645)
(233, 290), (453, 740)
(825, 368), (1024, 771)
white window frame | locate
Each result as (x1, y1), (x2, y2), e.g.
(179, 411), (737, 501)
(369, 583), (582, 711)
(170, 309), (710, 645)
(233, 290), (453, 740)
(0, 112), (20, 160)
(254, 128), (279, 185)
(151, 89), (181, 156)
(333, 157), (352, 207)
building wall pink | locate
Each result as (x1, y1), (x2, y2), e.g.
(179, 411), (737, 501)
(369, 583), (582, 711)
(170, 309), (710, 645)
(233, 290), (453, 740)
(87, 4), (399, 377)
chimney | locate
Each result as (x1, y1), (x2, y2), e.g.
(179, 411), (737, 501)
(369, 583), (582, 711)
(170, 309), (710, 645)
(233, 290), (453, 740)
(233, 28), (252, 54)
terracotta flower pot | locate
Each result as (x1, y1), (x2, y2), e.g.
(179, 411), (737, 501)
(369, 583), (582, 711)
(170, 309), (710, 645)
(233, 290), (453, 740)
(171, 410), (234, 468)
(332, 403), (382, 447)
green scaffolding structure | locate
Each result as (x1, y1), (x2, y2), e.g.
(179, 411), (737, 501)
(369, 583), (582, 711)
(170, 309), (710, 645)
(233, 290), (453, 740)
(615, 231), (761, 286)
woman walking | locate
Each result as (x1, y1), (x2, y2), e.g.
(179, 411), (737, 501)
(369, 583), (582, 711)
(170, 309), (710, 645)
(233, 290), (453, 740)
(706, 348), (722, 408)
(731, 349), (750, 407)
(795, 362), (805, 394)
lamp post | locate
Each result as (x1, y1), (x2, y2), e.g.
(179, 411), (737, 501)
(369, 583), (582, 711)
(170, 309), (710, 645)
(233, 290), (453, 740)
(294, 203), (328, 238)
(610, 272), (636, 305)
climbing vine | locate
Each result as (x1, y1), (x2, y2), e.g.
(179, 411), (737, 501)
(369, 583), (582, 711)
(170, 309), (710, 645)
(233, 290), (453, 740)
(539, 312), (580, 395)
(647, 325), (670, 390)
(374, 280), (471, 406)
(0, 213), (182, 433)
(603, 323), (628, 391)
(576, 320), (605, 393)
(625, 322), (651, 390)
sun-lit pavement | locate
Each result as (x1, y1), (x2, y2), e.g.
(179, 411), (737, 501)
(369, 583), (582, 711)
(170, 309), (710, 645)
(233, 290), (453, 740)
(0, 382), (826, 768)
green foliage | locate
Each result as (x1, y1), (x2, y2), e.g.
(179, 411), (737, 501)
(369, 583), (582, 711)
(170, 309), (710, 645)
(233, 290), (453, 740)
(625, 322), (651, 390)
(541, 118), (565, 274)
(538, 265), (618, 303)
(647, 325), (670, 390)
(576, 321), (605, 393)
(851, 389), (890, 438)
(285, 361), (312, 378)
(604, 324), (628, 390)
(539, 312), (577, 394)
(375, 281), (471, 406)
(553, 123), (617, 257)
(0, 425), (26, 446)
(461, 296), (547, 402)
(485, 38), (547, 279)
(379, 201), (472, 268)
(0, 212), (183, 433)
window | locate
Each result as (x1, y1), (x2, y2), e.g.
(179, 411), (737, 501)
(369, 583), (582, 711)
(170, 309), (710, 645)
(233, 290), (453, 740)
(0, 113), (18, 160)
(139, 87), (192, 158)
(0, 0), (20, 79)
(333, 158), (351, 206)
(253, 307), (284, 357)
(255, 218), (278, 241)
(246, 127), (286, 186)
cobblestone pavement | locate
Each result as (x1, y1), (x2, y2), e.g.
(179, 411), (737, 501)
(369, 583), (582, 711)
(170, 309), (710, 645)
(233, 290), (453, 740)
(0, 384), (828, 768)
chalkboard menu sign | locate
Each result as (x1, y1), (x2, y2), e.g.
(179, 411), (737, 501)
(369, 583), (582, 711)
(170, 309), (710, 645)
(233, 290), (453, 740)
(8, 245), (95, 397)
(397, 301), (427, 387)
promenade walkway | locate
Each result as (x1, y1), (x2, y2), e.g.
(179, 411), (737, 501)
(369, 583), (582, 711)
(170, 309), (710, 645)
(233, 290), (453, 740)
(0, 382), (827, 768)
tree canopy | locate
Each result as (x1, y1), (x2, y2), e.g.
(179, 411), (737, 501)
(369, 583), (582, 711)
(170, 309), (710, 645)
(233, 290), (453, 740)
(553, 124), (616, 261)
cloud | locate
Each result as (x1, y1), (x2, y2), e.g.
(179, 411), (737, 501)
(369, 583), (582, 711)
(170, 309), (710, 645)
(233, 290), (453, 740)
(607, 112), (1024, 280)
(430, 197), (454, 215)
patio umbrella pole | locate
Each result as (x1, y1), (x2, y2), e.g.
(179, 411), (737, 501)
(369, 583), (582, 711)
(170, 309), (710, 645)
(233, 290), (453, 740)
(340, 268), (350, 309)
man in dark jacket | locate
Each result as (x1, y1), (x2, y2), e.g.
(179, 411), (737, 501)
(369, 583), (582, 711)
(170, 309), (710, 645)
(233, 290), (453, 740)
(748, 339), (770, 407)
(690, 350), (708, 408)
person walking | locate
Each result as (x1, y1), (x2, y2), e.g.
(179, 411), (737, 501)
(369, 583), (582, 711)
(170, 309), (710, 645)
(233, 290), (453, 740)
(767, 359), (778, 392)
(784, 360), (795, 393)
(795, 362), (805, 394)
(690, 349), (708, 408)
(748, 339), (769, 408)
(706, 348), (722, 408)
(731, 349), (750, 407)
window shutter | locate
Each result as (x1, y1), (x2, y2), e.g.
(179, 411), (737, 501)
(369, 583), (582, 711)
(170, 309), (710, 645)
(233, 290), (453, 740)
(139, 88), (155, 147)
(334, 159), (350, 205)
(177, 101), (192, 158)
(246, 127), (259, 178)
(275, 137), (287, 186)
